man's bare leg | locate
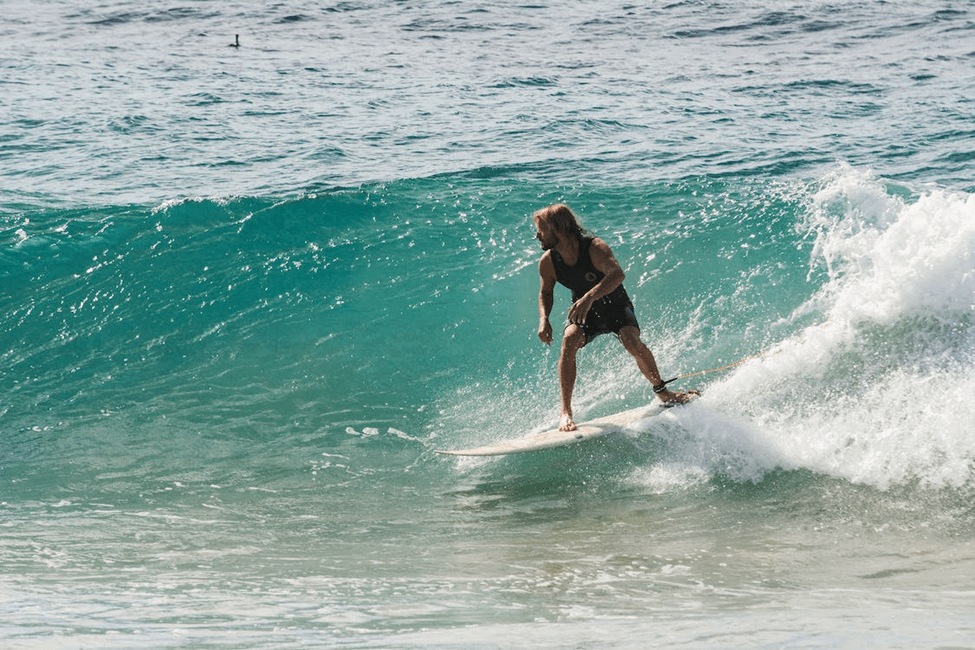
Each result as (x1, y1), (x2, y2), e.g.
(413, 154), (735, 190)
(618, 326), (697, 403)
(558, 325), (587, 431)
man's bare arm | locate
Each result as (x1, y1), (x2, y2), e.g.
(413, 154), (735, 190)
(538, 252), (556, 345)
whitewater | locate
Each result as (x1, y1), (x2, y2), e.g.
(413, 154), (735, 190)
(3, 1), (975, 648)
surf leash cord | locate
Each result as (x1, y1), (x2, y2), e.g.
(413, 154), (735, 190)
(658, 352), (763, 389)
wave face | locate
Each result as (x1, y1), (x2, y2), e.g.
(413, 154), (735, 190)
(6, 167), (973, 492)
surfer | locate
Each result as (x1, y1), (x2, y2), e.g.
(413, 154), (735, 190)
(534, 204), (697, 431)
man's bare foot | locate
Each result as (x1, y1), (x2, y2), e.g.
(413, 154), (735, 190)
(658, 389), (700, 404)
(559, 412), (577, 432)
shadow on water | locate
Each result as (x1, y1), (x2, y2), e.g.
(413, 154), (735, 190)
(437, 430), (975, 541)
(435, 431), (721, 524)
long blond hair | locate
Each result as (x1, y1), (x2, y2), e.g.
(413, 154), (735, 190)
(532, 204), (588, 239)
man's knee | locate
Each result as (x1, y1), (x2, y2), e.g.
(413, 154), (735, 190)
(561, 325), (587, 352)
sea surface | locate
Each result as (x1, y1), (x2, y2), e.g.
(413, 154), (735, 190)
(3, 1), (975, 648)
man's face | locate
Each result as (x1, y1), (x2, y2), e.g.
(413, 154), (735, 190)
(534, 218), (558, 251)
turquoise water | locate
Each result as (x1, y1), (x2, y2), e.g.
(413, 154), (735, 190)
(3, 2), (975, 648)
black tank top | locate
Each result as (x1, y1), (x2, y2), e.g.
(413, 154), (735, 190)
(551, 236), (631, 306)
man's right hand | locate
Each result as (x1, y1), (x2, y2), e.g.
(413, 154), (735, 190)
(538, 320), (553, 345)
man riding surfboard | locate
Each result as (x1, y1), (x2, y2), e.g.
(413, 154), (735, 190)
(533, 204), (697, 431)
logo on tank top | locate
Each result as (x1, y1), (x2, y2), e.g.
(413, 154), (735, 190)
(585, 272), (598, 283)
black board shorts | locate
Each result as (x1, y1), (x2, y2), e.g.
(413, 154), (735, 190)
(576, 299), (640, 346)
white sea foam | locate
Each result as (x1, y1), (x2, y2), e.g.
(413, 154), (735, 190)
(803, 164), (975, 325)
(702, 167), (975, 489)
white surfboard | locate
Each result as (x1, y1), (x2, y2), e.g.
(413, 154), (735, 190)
(435, 403), (675, 457)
